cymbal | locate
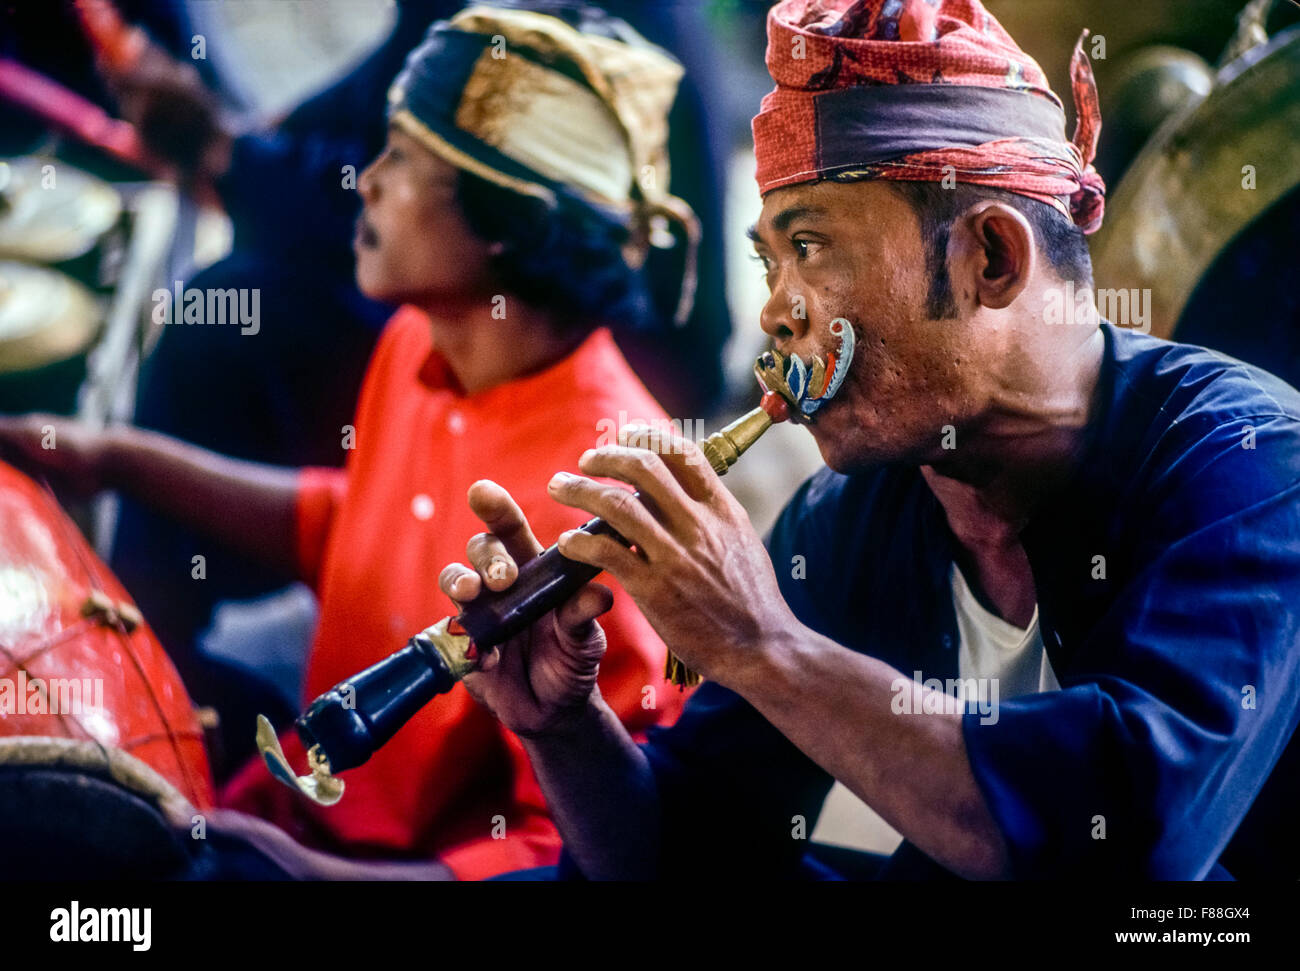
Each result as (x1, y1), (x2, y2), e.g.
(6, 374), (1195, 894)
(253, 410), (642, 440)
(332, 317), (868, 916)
(0, 157), (122, 265)
(0, 261), (100, 374)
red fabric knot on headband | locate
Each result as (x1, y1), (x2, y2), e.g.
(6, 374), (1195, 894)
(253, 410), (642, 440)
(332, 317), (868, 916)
(752, 0), (1106, 234)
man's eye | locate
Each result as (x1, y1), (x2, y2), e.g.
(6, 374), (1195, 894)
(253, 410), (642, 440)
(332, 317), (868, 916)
(793, 238), (813, 259)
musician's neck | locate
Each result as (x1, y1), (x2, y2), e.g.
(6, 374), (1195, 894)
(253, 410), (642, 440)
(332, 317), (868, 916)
(421, 296), (587, 396)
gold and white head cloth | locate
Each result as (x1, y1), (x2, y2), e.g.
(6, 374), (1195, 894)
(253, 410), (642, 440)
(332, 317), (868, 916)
(387, 5), (699, 322)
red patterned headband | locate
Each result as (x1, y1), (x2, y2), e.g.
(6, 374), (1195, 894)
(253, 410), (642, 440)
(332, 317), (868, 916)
(752, 0), (1106, 234)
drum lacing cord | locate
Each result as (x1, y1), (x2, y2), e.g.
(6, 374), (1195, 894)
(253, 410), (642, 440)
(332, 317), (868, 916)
(34, 477), (205, 805)
(0, 630), (136, 801)
(0, 633), (92, 727)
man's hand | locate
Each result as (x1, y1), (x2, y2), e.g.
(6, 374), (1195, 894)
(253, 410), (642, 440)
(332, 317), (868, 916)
(440, 480), (615, 738)
(0, 414), (113, 498)
(103, 40), (232, 182)
(546, 427), (799, 687)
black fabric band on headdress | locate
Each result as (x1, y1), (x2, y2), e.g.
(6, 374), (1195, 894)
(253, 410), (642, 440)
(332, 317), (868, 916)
(813, 83), (1067, 173)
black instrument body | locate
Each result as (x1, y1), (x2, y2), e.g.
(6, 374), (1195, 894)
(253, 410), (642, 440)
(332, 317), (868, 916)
(294, 512), (631, 772)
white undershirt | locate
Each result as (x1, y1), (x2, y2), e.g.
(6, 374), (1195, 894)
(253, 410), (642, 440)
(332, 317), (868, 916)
(811, 562), (1057, 853)
(951, 561), (1059, 698)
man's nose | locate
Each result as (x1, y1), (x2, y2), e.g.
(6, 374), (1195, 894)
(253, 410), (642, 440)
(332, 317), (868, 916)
(760, 284), (810, 344)
(357, 160), (379, 201)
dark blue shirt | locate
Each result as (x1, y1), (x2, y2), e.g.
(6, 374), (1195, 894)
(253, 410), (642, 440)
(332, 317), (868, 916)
(640, 323), (1300, 879)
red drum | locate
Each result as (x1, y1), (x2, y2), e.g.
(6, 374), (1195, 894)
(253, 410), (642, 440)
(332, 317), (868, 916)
(0, 460), (212, 876)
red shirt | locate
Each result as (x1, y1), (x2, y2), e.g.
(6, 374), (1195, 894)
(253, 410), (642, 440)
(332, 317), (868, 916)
(222, 306), (686, 878)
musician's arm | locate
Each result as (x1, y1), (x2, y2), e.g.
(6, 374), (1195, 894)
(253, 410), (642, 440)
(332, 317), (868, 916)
(104, 423), (301, 574)
(201, 808), (454, 880)
(520, 690), (663, 881)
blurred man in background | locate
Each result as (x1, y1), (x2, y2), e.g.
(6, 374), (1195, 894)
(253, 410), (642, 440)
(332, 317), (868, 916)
(46, 1), (732, 756)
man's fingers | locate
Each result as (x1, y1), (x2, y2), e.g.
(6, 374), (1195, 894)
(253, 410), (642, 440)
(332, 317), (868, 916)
(0, 414), (45, 444)
(617, 424), (722, 503)
(556, 529), (649, 585)
(576, 441), (696, 534)
(465, 532), (517, 592)
(547, 473), (669, 559)
(438, 562), (481, 603)
(463, 630), (526, 691)
(554, 582), (615, 641)
(467, 480), (544, 563)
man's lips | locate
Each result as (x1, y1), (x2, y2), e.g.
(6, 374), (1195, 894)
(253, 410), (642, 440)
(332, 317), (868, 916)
(354, 214), (379, 249)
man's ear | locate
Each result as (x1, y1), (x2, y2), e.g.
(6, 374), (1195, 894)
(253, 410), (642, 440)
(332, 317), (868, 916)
(950, 202), (1035, 310)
